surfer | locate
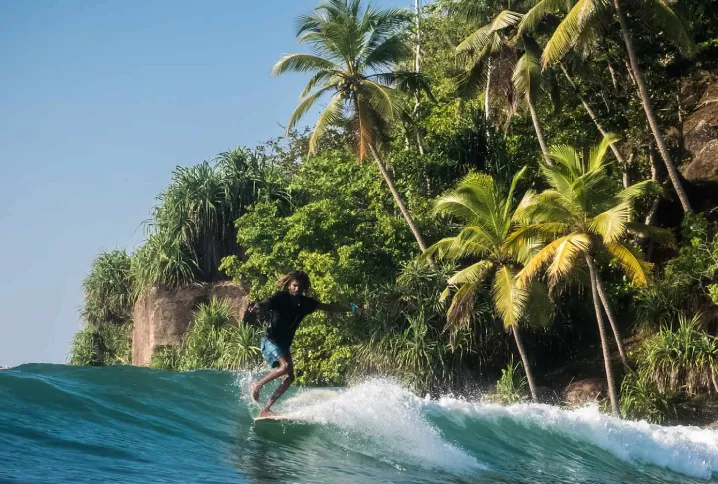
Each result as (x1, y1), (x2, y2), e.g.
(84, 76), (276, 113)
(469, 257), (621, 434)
(248, 270), (362, 417)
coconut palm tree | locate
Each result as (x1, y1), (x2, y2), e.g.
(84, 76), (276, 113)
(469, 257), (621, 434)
(426, 167), (551, 402)
(456, 8), (552, 164)
(519, 0), (696, 212)
(272, 0), (432, 252)
(509, 133), (672, 414)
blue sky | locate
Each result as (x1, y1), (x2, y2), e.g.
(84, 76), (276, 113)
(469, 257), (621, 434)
(0, 0), (410, 367)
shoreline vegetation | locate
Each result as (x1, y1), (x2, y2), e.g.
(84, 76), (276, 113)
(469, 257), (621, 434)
(70, 0), (718, 426)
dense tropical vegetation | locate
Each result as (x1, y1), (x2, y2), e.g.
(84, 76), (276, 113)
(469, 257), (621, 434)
(70, 0), (718, 424)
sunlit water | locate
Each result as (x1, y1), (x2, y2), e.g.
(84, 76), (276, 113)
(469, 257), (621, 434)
(2, 364), (717, 483)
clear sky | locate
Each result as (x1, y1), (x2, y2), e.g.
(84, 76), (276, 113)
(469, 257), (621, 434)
(0, 0), (410, 367)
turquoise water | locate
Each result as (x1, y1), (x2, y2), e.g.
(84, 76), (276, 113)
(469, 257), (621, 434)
(2, 364), (717, 483)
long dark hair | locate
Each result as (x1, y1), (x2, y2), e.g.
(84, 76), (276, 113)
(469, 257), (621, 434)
(277, 271), (311, 292)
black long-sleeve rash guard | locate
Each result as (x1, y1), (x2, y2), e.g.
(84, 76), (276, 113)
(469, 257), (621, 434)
(257, 291), (320, 349)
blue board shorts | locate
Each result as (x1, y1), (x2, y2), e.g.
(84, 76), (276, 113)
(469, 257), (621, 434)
(261, 336), (288, 368)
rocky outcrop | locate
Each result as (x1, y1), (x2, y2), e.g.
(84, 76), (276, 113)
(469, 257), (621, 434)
(563, 378), (606, 407)
(681, 78), (718, 182)
(131, 282), (250, 366)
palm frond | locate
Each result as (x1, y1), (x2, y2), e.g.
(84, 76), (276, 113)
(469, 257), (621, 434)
(645, 0), (696, 58)
(589, 202), (630, 243)
(448, 260), (495, 286)
(493, 266), (529, 328)
(309, 93), (345, 154)
(271, 53), (341, 77)
(287, 86), (334, 133)
(524, 280), (553, 328)
(605, 241), (652, 287)
(513, 47), (542, 105)
(541, 0), (609, 67)
(588, 132), (620, 170)
(625, 222), (676, 248)
(360, 80), (397, 121)
(545, 233), (591, 286)
(519, 0), (570, 36)
(518, 233), (589, 287)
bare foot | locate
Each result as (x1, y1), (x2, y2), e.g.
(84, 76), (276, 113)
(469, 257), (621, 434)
(259, 409), (279, 418)
(251, 382), (261, 402)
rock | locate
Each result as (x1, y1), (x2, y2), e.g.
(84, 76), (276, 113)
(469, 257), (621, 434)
(681, 79), (718, 183)
(563, 378), (606, 407)
(682, 139), (718, 182)
(131, 281), (250, 366)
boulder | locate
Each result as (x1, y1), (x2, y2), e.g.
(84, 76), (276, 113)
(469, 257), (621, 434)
(563, 378), (606, 407)
(681, 79), (718, 182)
(131, 281), (250, 366)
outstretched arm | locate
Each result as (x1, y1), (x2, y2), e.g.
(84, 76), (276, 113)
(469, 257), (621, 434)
(317, 302), (364, 314)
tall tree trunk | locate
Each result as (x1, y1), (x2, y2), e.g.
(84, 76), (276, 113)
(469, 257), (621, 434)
(613, 0), (692, 213)
(585, 254), (620, 416)
(594, 272), (630, 368)
(645, 145), (661, 226)
(412, 0), (425, 155)
(512, 325), (538, 402)
(369, 144), (429, 253)
(485, 58), (492, 120)
(414, 0), (421, 74)
(528, 99), (551, 165)
(560, 65), (627, 169)
(607, 61), (619, 91)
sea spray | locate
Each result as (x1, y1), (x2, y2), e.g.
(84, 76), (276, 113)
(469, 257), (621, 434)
(435, 397), (718, 480)
(278, 378), (486, 473)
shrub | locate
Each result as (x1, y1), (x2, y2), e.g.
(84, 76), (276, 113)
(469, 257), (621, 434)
(149, 297), (262, 372)
(82, 250), (135, 325)
(150, 346), (181, 371)
(620, 370), (678, 424)
(638, 314), (718, 396)
(484, 356), (528, 405)
(69, 323), (132, 366)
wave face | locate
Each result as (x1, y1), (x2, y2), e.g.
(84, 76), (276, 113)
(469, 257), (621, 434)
(2, 364), (718, 483)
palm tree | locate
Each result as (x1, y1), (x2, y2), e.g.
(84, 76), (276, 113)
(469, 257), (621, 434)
(272, 0), (431, 252)
(426, 167), (551, 402)
(520, 0), (696, 212)
(510, 133), (672, 414)
(456, 6), (553, 164)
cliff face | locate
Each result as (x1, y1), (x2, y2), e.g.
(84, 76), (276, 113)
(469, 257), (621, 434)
(682, 75), (718, 183)
(131, 282), (250, 366)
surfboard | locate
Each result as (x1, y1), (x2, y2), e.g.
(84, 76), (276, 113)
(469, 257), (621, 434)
(253, 414), (304, 423)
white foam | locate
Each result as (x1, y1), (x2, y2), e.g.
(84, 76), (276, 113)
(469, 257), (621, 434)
(278, 378), (486, 473)
(435, 398), (718, 480)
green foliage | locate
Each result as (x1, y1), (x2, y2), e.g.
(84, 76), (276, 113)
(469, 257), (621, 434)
(173, 297), (262, 372)
(82, 250), (134, 326)
(634, 214), (718, 328)
(132, 148), (292, 295)
(620, 370), (678, 424)
(292, 316), (353, 387)
(353, 261), (485, 394)
(637, 313), (718, 396)
(69, 323), (132, 366)
(485, 356), (529, 405)
(150, 346), (181, 371)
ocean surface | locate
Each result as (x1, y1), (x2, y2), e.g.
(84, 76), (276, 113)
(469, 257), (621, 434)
(2, 364), (718, 483)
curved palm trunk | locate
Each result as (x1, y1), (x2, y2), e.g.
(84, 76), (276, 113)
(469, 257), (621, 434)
(512, 325), (538, 402)
(369, 144), (429, 253)
(612, 0), (692, 213)
(528, 99), (551, 165)
(585, 254), (620, 416)
(594, 273), (630, 368)
(559, 65), (627, 169)
(485, 58), (492, 120)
